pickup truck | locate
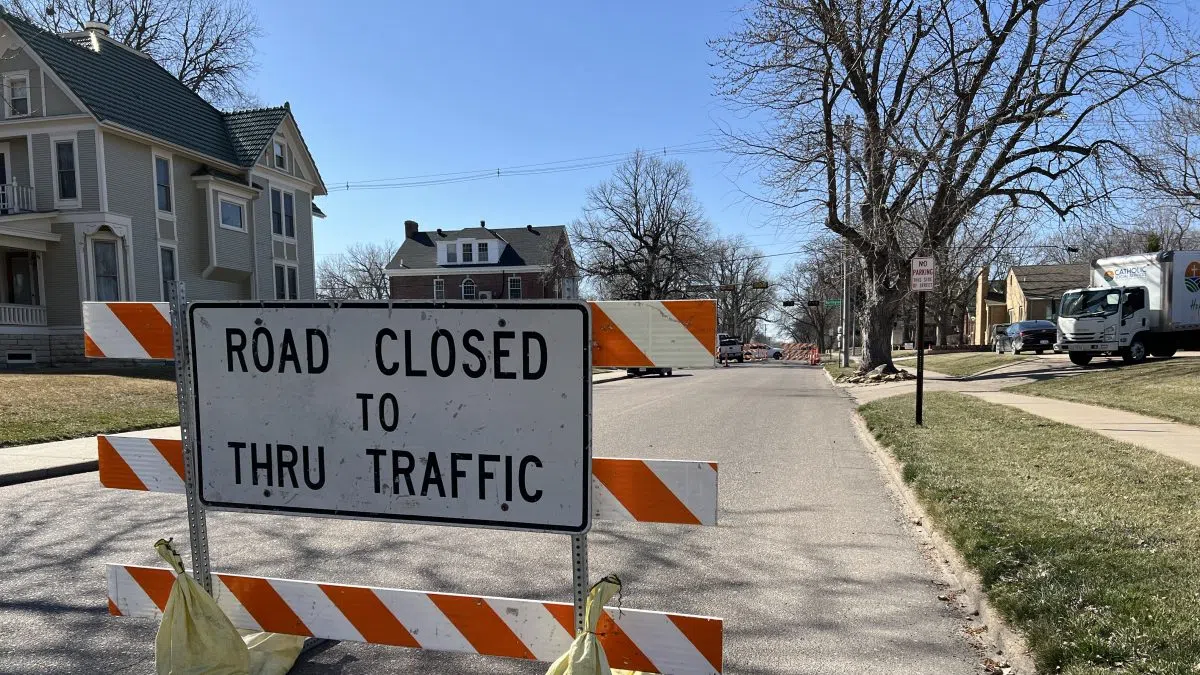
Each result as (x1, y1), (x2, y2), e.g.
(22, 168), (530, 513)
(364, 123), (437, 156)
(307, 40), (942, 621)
(718, 335), (744, 363)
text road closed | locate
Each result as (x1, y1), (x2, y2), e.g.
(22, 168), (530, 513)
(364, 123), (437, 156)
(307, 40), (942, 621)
(189, 302), (591, 534)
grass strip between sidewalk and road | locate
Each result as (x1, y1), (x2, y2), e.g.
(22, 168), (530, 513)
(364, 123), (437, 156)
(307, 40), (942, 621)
(915, 351), (1029, 377)
(822, 361), (858, 380)
(0, 370), (179, 447)
(1010, 358), (1200, 428)
(860, 392), (1200, 674)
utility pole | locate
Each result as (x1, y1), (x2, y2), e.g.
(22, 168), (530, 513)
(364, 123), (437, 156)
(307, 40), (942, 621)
(840, 116), (852, 368)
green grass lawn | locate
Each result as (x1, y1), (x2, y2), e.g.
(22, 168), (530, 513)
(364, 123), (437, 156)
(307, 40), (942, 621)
(822, 361), (858, 379)
(1010, 358), (1200, 427)
(0, 370), (179, 447)
(860, 392), (1200, 674)
(917, 351), (1027, 377)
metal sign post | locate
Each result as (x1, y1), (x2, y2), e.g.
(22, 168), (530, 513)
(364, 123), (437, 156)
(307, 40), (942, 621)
(167, 282), (212, 593)
(911, 258), (936, 426)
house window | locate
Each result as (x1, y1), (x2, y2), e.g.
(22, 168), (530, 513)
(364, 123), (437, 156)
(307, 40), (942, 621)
(219, 199), (244, 230)
(433, 278), (445, 300)
(159, 247), (176, 302)
(92, 239), (120, 301)
(154, 156), (172, 212)
(283, 192), (295, 238)
(271, 189), (282, 235)
(287, 266), (298, 299)
(446, 244), (457, 264)
(274, 264), (298, 299)
(273, 141), (287, 170)
(461, 278), (476, 300)
(461, 243), (473, 263)
(508, 276), (522, 299)
(54, 139), (77, 202)
(274, 264), (286, 299)
(5, 73), (29, 117)
(477, 242), (488, 262)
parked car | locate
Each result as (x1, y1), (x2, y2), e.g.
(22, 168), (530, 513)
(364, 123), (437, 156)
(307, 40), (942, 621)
(996, 320), (1058, 354)
(989, 323), (1011, 349)
(767, 347), (783, 360)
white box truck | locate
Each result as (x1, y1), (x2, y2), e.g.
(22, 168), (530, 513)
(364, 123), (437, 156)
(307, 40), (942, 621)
(1055, 251), (1200, 366)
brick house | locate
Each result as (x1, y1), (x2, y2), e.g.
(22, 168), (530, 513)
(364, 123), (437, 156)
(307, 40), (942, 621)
(387, 220), (579, 301)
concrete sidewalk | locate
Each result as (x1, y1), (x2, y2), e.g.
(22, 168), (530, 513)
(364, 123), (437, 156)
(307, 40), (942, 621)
(0, 426), (180, 486)
(969, 391), (1200, 468)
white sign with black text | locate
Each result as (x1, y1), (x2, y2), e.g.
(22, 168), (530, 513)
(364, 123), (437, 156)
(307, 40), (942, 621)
(188, 302), (592, 534)
(911, 257), (937, 291)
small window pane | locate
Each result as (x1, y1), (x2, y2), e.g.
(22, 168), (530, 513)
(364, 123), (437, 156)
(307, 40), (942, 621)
(160, 247), (176, 301)
(446, 245), (457, 263)
(287, 266), (298, 299)
(274, 265), (286, 299)
(93, 240), (119, 301)
(461, 244), (473, 263)
(433, 278), (445, 300)
(220, 200), (243, 229)
(283, 193), (295, 238)
(461, 279), (476, 300)
(155, 157), (171, 212)
(271, 189), (282, 235)
(508, 276), (521, 299)
(477, 242), (488, 262)
(56, 141), (76, 200)
(9, 77), (28, 116)
(274, 141), (286, 169)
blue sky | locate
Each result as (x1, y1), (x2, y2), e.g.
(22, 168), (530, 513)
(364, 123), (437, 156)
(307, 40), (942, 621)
(246, 0), (806, 271)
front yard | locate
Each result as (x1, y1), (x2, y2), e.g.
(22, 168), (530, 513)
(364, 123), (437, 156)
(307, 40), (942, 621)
(1010, 357), (1200, 427)
(916, 351), (1027, 377)
(0, 370), (179, 446)
(860, 392), (1200, 673)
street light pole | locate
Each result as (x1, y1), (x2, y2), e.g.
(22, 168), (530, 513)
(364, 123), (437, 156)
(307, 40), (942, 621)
(840, 116), (852, 368)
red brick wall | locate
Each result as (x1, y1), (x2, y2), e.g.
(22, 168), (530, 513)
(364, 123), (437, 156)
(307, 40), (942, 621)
(390, 272), (558, 300)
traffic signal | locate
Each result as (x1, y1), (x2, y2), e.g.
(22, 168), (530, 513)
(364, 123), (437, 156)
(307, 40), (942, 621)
(782, 300), (795, 307)
(751, 280), (769, 290)
(718, 284), (737, 292)
(807, 300), (820, 307)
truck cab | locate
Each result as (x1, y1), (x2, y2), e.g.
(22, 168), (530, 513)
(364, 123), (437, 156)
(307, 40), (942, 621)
(1057, 286), (1154, 365)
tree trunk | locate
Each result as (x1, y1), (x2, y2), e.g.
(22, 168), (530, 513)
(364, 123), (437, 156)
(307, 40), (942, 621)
(858, 281), (903, 373)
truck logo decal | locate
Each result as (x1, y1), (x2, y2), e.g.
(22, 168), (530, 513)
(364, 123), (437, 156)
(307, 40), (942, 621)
(1186, 261), (1200, 293)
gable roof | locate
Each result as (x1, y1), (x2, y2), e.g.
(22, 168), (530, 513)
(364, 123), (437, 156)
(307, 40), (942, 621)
(1, 12), (321, 186)
(1009, 263), (1091, 299)
(388, 226), (567, 270)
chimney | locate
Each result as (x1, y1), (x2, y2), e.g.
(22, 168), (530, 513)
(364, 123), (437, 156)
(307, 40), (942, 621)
(83, 21), (109, 37)
(480, 220), (486, 228)
(403, 220), (419, 239)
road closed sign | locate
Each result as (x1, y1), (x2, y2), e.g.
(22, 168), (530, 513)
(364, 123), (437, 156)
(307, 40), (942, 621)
(911, 257), (937, 291)
(188, 301), (591, 534)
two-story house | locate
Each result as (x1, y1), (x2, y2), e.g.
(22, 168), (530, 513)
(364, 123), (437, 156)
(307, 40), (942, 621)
(0, 13), (325, 366)
(388, 220), (579, 300)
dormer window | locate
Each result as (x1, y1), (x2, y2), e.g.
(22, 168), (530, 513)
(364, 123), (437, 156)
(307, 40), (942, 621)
(273, 140), (287, 170)
(445, 244), (457, 263)
(4, 72), (29, 118)
(461, 243), (473, 263)
(477, 242), (489, 263)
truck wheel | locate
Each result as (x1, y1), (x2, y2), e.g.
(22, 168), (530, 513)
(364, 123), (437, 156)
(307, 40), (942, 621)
(1069, 352), (1093, 366)
(1122, 338), (1147, 365)
(1150, 345), (1177, 359)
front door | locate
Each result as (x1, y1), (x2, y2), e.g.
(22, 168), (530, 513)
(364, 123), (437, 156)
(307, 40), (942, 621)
(5, 252), (38, 305)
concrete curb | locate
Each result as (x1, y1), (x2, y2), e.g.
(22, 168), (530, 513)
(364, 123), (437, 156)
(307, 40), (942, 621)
(851, 413), (1036, 674)
(592, 373), (633, 385)
(0, 460), (98, 487)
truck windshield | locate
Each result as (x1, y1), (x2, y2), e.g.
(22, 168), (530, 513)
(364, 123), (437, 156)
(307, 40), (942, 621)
(1060, 290), (1120, 318)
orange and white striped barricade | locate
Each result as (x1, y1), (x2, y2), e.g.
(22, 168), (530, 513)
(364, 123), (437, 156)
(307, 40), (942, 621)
(84, 296), (725, 672)
(590, 300), (717, 368)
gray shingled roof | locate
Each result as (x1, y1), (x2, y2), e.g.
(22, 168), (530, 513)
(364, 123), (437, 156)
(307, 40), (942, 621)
(2, 12), (294, 171)
(388, 226), (566, 270)
(1010, 264), (1091, 299)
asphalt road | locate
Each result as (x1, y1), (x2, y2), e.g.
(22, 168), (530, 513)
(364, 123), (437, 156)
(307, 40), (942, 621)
(0, 364), (980, 674)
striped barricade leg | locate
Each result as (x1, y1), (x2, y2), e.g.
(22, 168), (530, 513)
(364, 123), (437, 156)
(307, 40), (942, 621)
(108, 564), (723, 673)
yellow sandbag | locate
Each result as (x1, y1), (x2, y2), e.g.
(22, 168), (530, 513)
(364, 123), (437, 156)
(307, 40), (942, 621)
(242, 630), (306, 675)
(545, 575), (645, 675)
(153, 539), (250, 675)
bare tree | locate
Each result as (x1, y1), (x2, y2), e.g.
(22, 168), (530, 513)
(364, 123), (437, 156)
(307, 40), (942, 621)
(706, 235), (775, 339)
(714, 0), (1200, 372)
(4, 0), (259, 106)
(775, 241), (844, 351)
(571, 151), (715, 300)
(316, 241), (396, 300)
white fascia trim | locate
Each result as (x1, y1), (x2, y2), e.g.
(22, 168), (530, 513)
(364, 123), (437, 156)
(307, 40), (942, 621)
(193, 175), (259, 200)
(250, 169), (317, 195)
(96, 129), (108, 211)
(0, 222), (60, 242)
(0, 115), (95, 134)
(386, 265), (548, 277)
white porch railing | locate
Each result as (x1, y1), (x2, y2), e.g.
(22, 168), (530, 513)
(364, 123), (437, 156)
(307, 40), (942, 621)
(0, 183), (36, 213)
(0, 303), (45, 326)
